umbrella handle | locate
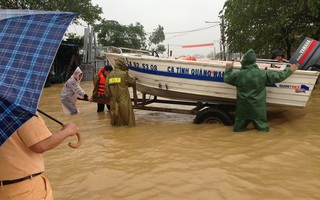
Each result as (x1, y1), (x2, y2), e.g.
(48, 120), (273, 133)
(68, 132), (82, 148)
(37, 109), (82, 148)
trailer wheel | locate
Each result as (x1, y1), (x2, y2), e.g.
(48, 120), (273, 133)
(193, 107), (234, 126)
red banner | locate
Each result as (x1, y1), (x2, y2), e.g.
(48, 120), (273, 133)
(182, 43), (214, 48)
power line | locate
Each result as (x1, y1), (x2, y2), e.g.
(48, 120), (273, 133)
(164, 24), (220, 41)
(146, 24), (219, 36)
(168, 40), (221, 47)
(165, 24), (219, 34)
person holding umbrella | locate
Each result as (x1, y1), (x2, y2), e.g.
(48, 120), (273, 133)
(0, 9), (80, 200)
(60, 66), (93, 115)
(0, 113), (79, 199)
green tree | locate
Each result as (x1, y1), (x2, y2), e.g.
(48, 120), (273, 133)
(94, 19), (146, 49)
(66, 33), (84, 48)
(207, 52), (215, 60)
(127, 22), (147, 49)
(148, 25), (166, 53)
(223, 0), (320, 59)
(0, 0), (102, 25)
(215, 52), (223, 60)
(156, 44), (166, 54)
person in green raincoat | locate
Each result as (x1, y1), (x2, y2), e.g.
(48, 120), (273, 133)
(105, 56), (137, 126)
(224, 49), (298, 132)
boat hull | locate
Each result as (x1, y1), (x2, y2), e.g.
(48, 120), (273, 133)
(106, 53), (319, 107)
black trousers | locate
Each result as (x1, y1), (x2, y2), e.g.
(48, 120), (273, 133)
(97, 103), (105, 112)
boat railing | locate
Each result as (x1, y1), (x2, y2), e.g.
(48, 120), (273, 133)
(106, 46), (160, 57)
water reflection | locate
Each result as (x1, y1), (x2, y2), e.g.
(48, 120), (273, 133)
(39, 81), (320, 200)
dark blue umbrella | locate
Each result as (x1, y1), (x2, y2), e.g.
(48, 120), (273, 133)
(0, 10), (76, 146)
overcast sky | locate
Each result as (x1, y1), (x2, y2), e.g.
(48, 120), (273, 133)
(68, 0), (226, 57)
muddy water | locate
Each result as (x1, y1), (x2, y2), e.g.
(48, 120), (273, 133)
(39, 81), (320, 200)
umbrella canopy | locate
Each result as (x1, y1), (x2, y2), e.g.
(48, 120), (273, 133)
(0, 10), (76, 146)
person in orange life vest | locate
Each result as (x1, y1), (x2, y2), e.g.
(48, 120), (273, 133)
(92, 65), (113, 112)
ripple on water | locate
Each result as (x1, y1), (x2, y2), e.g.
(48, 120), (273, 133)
(41, 81), (320, 200)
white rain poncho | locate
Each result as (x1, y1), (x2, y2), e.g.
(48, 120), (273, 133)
(60, 67), (87, 115)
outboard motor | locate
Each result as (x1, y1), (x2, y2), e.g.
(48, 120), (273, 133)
(290, 37), (320, 70)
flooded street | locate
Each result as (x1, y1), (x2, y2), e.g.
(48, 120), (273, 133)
(39, 81), (320, 200)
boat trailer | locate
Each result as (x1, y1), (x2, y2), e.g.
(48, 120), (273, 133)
(131, 86), (235, 125)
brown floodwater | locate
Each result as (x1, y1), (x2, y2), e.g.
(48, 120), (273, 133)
(39, 81), (320, 200)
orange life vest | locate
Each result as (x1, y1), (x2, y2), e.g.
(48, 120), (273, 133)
(97, 67), (106, 95)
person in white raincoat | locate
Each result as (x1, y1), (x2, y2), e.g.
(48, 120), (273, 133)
(60, 67), (92, 115)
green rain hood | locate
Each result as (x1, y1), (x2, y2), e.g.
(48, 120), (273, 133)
(224, 49), (293, 120)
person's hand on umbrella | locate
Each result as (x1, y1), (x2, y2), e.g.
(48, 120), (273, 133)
(61, 122), (82, 148)
(37, 109), (82, 149)
(28, 121), (80, 153)
(61, 123), (78, 136)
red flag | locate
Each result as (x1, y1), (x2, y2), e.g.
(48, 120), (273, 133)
(182, 43), (214, 48)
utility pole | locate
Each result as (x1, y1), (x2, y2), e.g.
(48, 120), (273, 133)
(220, 41), (223, 60)
(205, 17), (226, 61)
(220, 15), (226, 61)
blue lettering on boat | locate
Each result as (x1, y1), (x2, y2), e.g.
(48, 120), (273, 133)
(204, 70), (211, 76)
(129, 63), (225, 82)
(279, 84), (301, 89)
(142, 63), (149, 69)
(175, 66), (189, 74)
(150, 65), (157, 70)
(167, 66), (174, 73)
(128, 61), (157, 71)
(214, 71), (224, 78)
